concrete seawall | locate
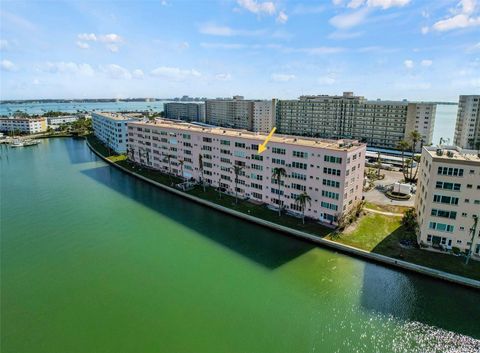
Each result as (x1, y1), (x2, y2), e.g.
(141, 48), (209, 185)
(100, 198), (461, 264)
(86, 139), (480, 290)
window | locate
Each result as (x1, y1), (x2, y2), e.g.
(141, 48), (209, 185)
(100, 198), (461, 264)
(220, 140), (230, 146)
(435, 181), (461, 191)
(235, 142), (246, 148)
(293, 151), (308, 159)
(321, 201), (338, 211)
(251, 154), (263, 161)
(324, 155), (342, 164)
(324, 167), (341, 176)
(323, 179), (340, 188)
(433, 194), (459, 205)
(431, 209), (457, 219)
(203, 137), (212, 143)
(291, 183), (306, 191)
(291, 172), (307, 181)
(272, 158), (285, 165)
(321, 190), (339, 200)
(272, 147), (286, 155)
(429, 222), (454, 232)
(292, 161), (307, 170)
(437, 166), (464, 177)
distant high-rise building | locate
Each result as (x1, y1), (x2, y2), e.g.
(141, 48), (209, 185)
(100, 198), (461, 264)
(164, 102), (205, 122)
(275, 92), (436, 151)
(454, 95), (480, 149)
(205, 96), (275, 133)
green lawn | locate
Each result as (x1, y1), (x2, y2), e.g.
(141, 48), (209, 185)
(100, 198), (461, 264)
(86, 134), (480, 282)
(327, 212), (480, 281)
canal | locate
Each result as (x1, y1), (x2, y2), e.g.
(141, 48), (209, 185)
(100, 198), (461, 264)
(1, 138), (479, 353)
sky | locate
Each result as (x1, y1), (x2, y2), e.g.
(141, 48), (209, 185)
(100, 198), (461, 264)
(0, 0), (479, 101)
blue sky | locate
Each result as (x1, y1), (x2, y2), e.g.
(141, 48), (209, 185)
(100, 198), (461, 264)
(0, 0), (479, 101)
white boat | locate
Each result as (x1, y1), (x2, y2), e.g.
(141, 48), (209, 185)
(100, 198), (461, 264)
(23, 139), (40, 147)
(10, 139), (24, 147)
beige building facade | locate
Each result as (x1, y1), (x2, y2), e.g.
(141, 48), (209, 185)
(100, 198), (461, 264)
(415, 146), (480, 258)
(205, 96), (275, 133)
(453, 95), (480, 149)
(276, 92), (436, 151)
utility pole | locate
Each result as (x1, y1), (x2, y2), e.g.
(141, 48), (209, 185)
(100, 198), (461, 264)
(466, 215), (479, 265)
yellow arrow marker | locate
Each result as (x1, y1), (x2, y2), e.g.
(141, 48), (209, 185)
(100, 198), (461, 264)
(258, 127), (276, 154)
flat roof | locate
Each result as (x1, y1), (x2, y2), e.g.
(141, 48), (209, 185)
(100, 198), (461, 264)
(130, 119), (365, 152)
(424, 146), (480, 164)
(92, 112), (140, 121)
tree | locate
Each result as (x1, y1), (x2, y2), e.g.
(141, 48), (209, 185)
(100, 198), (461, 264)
(397, 140), (410, 180)
(198, 154), (206, 191)
(407, 130), (422, 182)
(402, 208), (418, 232)
(232, 165), (244, 204)
(271, 167), (287, 216)
(162, 153), (173, 181)
(179, 159), (185, 180)
(295, 192), (312, 224)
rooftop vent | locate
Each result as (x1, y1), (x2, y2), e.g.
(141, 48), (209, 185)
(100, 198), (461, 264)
(436, 149), (443, 156)
(447, 151), (454, 158)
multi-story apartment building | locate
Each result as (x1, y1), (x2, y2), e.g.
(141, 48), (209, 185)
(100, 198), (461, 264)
(205, 96), (275, 133)
(127, 119), (366, 225)
(92, 112), (139, 154)
(0, 117), (47, 134)
(164, 102), (205, 122)
(453, 95), (480, 149)
(415, 146), (480, 258)
(276, 92), (436, 151)
(46, 115), (79, 129)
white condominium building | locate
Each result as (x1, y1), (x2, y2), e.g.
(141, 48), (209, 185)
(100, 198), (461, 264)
(0, 117), (47, 134)
(164, 102), (205, 122)
(276, 92), (436, 151)
(46, 116), (79, 129)
(92, 112), (140, 154)
(205, 96), (275, 133)
(415, 146), (480, 258)
(454, 95), (480, 149)
(127, 119), (366, 225)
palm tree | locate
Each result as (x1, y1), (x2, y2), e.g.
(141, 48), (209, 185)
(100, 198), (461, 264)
(162, 153), (173, 181)
(232, 165), (244, 204)
(198, 154), (205, 191)
(179, 159), (185, 180)
(272, 167), (287, 216)
(295, 192), (312, 224)
(408, 130), (422, 182)
(397, 140), (410, 180)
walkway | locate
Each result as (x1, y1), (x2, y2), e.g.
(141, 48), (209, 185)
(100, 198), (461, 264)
(363, 208), (404, 217)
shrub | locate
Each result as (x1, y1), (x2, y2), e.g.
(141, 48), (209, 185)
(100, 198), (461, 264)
(452, 247), (460, 255)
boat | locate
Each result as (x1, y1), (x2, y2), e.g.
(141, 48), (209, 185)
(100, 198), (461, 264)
(23, 139), (40, 147)
(10, 139), (24, 147)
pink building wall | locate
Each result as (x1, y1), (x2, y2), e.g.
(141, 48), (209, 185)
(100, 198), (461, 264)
(127, 120), (366, 224)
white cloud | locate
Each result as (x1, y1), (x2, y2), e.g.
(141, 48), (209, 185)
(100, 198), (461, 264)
(107, 44), (119, 53)
(365, 0), (410, 9)
(99, 34), (123, 43)
(347, 0), (365, 9)
(161, 0), (168, 5)
(328, 30), (364, 39)
(76, 41), (90, 49)
(236, 0), (276, 15)
(103, 64), (132, 79)
(329, 8), (369, 29)
(318, 75), (336, 85)
(43, 62), (95, 76)
(0, 39), (9, 50)
(300, 46), (345, 55)
(132, 69), (144, 79)
(178, 41), (189, 50)
(215, 73), (232, 81)
(199, 23), (264, 36)
(276, 11), (288, 23)
(421, 59), (433, 67)
(1, 59), (17, 72)
(404, 59), (414, 69)
(150, 66), (201, 80)
(200, 42), (247, 49)
(421, 26), (429, 34)
(432, 0), (480, 31)
(271, 73), (296, 82)
(78, 33), (97, 41)
(292, 4), (325, 15)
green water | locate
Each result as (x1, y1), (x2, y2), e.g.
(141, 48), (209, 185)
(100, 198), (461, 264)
(1, 139), (479, 353)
